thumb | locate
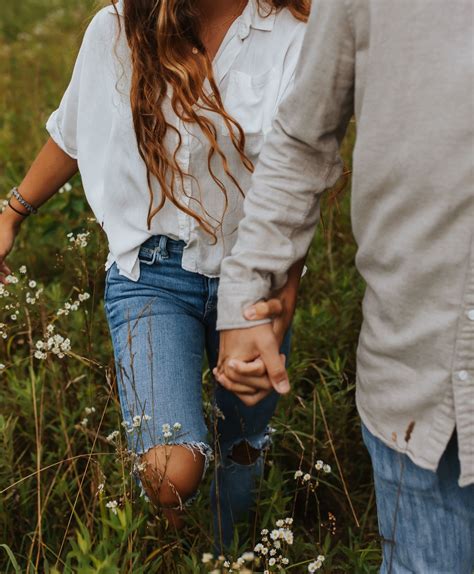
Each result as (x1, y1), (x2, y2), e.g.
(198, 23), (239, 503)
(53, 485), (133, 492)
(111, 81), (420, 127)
(259, 333), (290, 394)
(244, 299), (283, 321)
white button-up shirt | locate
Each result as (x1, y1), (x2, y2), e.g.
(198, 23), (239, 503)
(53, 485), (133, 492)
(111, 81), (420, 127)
(46, 0), (306, 280)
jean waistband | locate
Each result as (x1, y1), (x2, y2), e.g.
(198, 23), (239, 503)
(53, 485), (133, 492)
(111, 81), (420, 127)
(140, 235), (186, 255)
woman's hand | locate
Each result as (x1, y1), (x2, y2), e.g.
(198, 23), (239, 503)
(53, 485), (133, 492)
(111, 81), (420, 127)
(214, 324), (289, 407)
(214, 258), (306, 404)
(0, 209), (24, 283)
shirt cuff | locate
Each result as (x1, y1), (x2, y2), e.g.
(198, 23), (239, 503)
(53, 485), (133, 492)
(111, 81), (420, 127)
(216, 283), (272, 331)
(46, 110), (78, 160)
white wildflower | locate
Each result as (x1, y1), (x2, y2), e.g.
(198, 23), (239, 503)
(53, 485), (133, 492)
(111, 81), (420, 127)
(107, 430), (120, 442)
(85, 407), (96, 415)
(294, 470), (303, 479)
(315, 460), (324, 471)
(241, 552), (254, 561)
(201, 553), (214, 564)
(323, 464), (331, 474)
(80, 418), (88, 427)
(19, 265), (27, 274)
(303, 473), (311, 482)
(308, 558), (324, 572)
(28, 280), (37, 288)
(173, 422), (182, 431)
(106, 500), (118, 515)
(0, 364), (5, 370)
(132, 415), (142, 428)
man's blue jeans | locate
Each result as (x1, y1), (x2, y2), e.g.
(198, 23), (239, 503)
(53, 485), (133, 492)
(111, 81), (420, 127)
(362, 423), (474, 573)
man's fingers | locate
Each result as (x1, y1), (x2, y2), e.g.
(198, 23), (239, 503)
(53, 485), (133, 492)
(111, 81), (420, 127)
(226, 357), (266, 377)
(244, 299), (283, 321)
(260, 333), (290, 394)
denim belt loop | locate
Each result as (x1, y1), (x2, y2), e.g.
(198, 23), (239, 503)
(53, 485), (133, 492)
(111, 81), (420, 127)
(157, 235), (170, 260)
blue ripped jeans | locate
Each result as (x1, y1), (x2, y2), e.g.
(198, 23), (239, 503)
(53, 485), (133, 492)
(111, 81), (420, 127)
(104, 235), (290, 552)
(362, 424), (474, 573)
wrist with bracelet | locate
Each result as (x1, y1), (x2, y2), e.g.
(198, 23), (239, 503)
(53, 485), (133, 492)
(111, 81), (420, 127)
(4, 187), (39, 219)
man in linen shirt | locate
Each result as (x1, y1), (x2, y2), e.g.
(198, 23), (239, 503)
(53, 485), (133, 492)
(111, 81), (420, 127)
(215, 0), (474, 571)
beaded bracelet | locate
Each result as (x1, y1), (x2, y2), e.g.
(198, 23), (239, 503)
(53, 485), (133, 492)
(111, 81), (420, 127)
(10, 187), (38, 215)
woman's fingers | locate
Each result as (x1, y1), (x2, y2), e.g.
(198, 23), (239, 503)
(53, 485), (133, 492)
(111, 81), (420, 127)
(226, 357), (266, 378)
(244, 298), (283, 321)
(0, 260), (12, 283)
(214, 372), (264, 396)
(235, 389), (272, 407)
(218, 368), (272, 390)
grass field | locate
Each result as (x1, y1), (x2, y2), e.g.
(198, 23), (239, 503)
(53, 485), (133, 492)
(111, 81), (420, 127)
(0, 1), (381, 572)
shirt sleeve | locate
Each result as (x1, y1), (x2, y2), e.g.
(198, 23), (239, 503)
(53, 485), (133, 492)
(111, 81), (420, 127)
(216, 0), (356, 330)
(45, 17), (95, 159)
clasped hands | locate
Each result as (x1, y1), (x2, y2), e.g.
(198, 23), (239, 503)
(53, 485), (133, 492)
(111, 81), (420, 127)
(214, 292), (295, 407)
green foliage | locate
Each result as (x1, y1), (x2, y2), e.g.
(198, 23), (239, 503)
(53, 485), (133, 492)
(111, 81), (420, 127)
(0, 2), (380, 572)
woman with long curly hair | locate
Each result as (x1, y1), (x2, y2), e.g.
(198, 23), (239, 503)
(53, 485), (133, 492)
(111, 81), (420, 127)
(0, 0), (309, 549)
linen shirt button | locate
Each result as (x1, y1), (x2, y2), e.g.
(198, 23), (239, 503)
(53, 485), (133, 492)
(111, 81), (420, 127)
(458, 370), (469, 382)
(468, 309), (474, 321)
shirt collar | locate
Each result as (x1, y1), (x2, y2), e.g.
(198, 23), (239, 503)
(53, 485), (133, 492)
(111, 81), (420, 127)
(107, 0), (277, 34)
(238, 0), (276, 39)
(108, 1), (122, 15)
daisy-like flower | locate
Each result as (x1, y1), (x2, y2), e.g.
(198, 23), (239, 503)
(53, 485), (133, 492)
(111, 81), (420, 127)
(323, 464), (331, 474)
(106, 430), (120, 442)
(201, 552), (213, 564)
(303, 473), (311, 482)
(85, 407), (96, 415)
(106, 500), (118, 515)
(315, 460), (324, 471)
(241, 552), (254, 561)
(19, 265), (27, 274)
(173, 422), (182, 431)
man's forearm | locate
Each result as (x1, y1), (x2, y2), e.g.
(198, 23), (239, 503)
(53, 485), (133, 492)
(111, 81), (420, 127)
(217, 0), (356, 331)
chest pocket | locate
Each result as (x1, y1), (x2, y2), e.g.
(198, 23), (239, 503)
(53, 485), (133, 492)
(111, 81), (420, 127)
(222, 67), (278, 137)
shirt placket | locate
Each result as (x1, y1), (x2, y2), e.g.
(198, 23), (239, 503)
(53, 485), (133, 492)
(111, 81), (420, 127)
(451, 233), (474, 485)
(176, 119), (192, 243)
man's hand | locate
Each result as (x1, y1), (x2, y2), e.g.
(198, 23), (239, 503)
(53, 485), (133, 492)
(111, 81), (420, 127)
(215, 324), (290, 407)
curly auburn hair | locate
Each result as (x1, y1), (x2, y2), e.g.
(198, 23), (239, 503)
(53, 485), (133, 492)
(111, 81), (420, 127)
(112, 0), (310, 236)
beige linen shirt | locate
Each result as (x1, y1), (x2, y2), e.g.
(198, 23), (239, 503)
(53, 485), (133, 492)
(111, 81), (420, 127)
(217, 0), (474, 486)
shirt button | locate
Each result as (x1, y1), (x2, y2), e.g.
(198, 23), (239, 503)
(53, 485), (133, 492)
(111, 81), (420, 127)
(458, 370), (469, 382)
(468, 309), (474, 321)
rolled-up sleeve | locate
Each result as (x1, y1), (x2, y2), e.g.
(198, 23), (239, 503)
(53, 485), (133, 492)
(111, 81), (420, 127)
(217, 0), (356, 330)
(45, 22), (92, 159)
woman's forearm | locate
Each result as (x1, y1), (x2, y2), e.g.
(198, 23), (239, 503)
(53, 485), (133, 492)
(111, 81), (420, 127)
(5, 138), (78, 227)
